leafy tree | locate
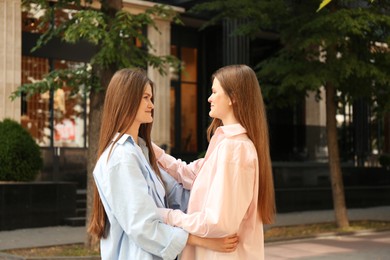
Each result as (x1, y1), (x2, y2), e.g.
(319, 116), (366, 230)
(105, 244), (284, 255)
(192, 0), (390, 228)
(317, 0), (375, 12)
(12, 0), (180, 247)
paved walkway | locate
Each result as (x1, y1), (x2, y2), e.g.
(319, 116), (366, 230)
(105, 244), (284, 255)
(0, 206), (389, 259)
(265, 230), (390, 259)
(0, 226), (85, 251)
(266, 206), (390, 259)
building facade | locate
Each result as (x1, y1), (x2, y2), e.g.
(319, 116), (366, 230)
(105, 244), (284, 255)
(1, 0), (387, 185)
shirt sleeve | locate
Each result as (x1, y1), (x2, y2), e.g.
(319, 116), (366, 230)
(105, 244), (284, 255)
(104, 152), (188, 259)
(157, 140), (257, 237)
(160, 167), (190, 213)
(153, 142), (204, 190)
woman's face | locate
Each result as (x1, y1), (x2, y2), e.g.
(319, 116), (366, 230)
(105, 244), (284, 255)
(135, 83), (154, 125)
(208, 78), (233, 121)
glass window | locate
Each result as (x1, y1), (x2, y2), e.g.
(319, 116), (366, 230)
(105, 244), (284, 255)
(181, 83), (197, 152)
(170, 46), (198, 153)
(52, 60), (87, 148)
(21, 56), (50, 145)
(21, 56), (88, 148)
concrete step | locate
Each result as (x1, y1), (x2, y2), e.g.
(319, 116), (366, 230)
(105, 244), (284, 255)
(63, 217), (85, 226)
(76, 199), (86, 209)
(76, 208), (86, 217)
(64, 189), (87, 227)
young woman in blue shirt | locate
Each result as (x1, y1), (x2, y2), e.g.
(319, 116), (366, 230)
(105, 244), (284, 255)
(87, 68), (238, 260)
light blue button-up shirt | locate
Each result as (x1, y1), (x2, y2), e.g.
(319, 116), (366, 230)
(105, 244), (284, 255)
(93, 134), (189, 260)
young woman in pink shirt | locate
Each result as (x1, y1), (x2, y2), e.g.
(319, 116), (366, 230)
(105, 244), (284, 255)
(153, 64), (276, 259)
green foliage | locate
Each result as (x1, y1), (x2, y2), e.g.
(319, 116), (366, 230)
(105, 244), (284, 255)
(193, 0), (390, 113)
(317, 0), (376, 12)
(10, 65), (96, 100)
(275, 1), (390, 110)
(0, 119), (43, 181)
(62, 7), (180, 72)
(190, 0), (286, 36)
(13, 0), (181, 99)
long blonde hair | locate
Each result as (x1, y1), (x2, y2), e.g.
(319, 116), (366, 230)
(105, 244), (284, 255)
(207, 64), (276, 224)
(88, 68), (162, 239)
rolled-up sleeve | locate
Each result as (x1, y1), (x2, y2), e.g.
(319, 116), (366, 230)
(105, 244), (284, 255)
(104, 152), (188, 259)
(158, 140), (256, 237)
(152, 143), (204, 190)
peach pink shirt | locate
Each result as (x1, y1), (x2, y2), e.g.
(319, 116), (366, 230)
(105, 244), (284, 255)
(153, 124), (264, 260)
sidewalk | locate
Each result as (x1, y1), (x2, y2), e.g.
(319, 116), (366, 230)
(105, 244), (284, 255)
(0, 226), (85, 251)
(0, 206), (389, 257)
(266, 206), (390, 259)
(265, 230), (390, 259)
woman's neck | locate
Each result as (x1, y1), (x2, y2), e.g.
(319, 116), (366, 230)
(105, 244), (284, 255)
(126, 123), (140, 144)
(222, 113), (239, 126)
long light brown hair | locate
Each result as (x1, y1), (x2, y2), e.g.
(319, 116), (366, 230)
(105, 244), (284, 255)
(207, 64), (276, 224)
(88, 68), (162, 239)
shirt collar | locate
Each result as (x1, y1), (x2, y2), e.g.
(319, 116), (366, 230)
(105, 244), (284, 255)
(112, 133), (147, 147)
(112, 133), (134, 145)
(216, 123), (247, 137)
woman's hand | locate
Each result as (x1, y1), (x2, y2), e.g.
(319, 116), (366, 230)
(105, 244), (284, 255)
(187, 234), (239, 253)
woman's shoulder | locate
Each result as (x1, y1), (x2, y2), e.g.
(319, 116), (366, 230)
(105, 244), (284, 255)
(103, 140), (140, 165)
(219, 134), (256, 156)
(224, 132), (253, 146)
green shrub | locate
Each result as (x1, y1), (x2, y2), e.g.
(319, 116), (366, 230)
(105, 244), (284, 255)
(0, 118), (43, 181)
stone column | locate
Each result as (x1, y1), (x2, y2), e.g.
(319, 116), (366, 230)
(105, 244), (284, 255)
(0, 0), (21, 121)
(306, 88), (326, 127)
(305, 87), (327, 161)
(122, 0), (183, 150)
(147, 18), (171, 148)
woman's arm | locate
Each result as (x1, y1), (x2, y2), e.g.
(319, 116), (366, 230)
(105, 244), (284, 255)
(104, 151), (188, 259)
(153, 142), (204, 189)
(187, 234), (239, 253)
(157, 140), (257, 237)
(160, 168), (190, 212)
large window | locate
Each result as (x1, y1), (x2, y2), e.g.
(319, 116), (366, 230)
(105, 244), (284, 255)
(20, 56), (49, 145)
(22, 5), (89, 148)
(21, 56), (88, 148)
(170, 46), (198, 154)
